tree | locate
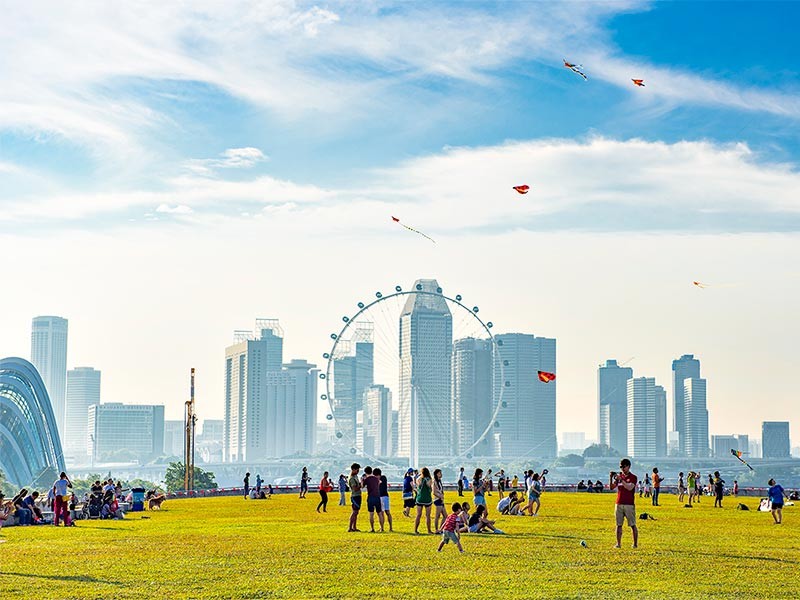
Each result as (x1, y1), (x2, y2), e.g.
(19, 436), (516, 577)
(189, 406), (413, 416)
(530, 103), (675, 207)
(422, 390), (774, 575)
(583, 443), (622, 458)
(164, 462), (217, 492)
(554, 453), (585, 467)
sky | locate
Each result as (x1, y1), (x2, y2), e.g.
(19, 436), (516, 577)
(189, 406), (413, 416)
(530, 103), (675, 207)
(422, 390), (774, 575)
(1, 1), (799, 447)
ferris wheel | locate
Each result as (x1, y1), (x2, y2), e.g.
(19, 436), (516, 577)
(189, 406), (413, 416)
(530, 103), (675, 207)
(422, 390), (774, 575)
(319, 279), (506, 473)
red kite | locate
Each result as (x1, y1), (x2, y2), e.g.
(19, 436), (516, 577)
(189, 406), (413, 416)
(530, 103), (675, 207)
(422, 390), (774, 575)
(563, 59), (587, 81)
(538, 370), (556, 383)
(513, 185), (530, 194)
(632, 79), (645, 87)
(391, 216), (435, 244)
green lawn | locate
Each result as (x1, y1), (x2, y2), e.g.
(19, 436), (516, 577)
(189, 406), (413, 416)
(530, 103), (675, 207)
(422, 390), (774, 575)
(0, 491), (797, 598)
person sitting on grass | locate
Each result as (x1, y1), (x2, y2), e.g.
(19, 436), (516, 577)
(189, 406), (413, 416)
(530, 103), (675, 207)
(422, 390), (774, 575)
(577, 480), (587, 491)
(594, 480), (604, 493)
(23, 491), (45, 523)
(467, 505), (504, 534)
(12, 489), (33, 526)
(497, 491), (515, 515)
(456, 502), (471, 533)
(437, 502), (465, 553)
(0, 493), (12, 529)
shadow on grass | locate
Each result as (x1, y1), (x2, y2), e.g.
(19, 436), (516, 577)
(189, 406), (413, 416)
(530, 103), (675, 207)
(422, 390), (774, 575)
(0, 573), (122, 585)
(663, 549), (799, 565)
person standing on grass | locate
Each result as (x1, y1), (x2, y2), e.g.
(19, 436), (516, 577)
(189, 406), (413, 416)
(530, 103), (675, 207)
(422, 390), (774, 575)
(437, 502), (465, 553)
(255, 474), (262, 495)
(678, 472), (686, 503)
(433, 469), (447, 532)
(610, 458), (638, 549)
(347, 463), (362, 532)
(362, 467), (384, 533)
(243, 472), (250, 499)
(733, 480), (739, 497)
(497, 469), (506, 500)
(338, 474), (347, 506)
(768, 479), (788, 524)
(402, 468), (416, 517)
(457, 467), (465, 497)
(713, 471), (725, 508)
(414, 467), (434, 534)
(300, 467), (309, 499)
(317, 471), (332, 513)
(651, 468), (662, 506)
(377, 469), (393, 532)
(472, 468), (487, 514)
(53, 472), (74, 527)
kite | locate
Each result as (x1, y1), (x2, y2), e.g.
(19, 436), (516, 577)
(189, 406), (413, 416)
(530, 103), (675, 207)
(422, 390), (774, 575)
(731, 448), (754, 471)
(693, 281), (707, 289)
(563, 59), (587, 81)
(391, 216), (436, 244)
(632, 79), (645, 87)
(538, 370), (556, 383)
(513, 185), (530, 194)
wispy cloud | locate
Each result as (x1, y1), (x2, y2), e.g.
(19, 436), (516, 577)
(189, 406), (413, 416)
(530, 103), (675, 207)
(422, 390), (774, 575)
(185, 147), (268, 175)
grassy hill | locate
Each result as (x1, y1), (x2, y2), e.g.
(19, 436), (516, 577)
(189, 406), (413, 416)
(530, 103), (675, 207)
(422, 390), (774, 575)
(0, 491), (797, 598)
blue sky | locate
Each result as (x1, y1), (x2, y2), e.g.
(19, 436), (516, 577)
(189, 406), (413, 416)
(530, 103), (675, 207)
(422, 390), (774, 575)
(1, 1), (798, 444)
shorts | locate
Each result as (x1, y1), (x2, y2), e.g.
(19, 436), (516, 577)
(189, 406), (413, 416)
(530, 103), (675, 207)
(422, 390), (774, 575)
(468, 524), (480, 533)
(528, 492), (540, 502)
(416, 500), (432, 507)
(441, 530), (459, 545)
(772, 503), (784, 510)
(615, 504), (636, 527)
(473, 495), (486, 507)
(403, 497), (415, 509)
(433, 499), (444, 507)
(380, 496), (390, 511)
(351, 496), (362, 511)
(367, 496), (382, 513)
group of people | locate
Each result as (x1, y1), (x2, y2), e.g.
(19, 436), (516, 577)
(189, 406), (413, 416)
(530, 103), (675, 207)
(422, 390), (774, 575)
(0, 471), (82, 528)
(576, 480), (605, 493)
(242, 472), (274, 500)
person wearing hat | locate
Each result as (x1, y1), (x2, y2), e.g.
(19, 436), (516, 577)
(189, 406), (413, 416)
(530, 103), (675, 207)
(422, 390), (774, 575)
(402, 468), (416, 518)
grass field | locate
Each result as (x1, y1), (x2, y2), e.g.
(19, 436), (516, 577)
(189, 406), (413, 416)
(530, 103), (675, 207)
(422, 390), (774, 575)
(0, 491), (797, 598)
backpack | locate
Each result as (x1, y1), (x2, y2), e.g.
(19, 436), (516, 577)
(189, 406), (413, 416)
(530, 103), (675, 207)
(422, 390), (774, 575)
(639, 512), (656, 521)
(737, 503), (750, 511)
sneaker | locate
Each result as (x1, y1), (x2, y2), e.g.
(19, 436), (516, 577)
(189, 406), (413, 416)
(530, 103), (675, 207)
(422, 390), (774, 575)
(493, 529), (505, 534)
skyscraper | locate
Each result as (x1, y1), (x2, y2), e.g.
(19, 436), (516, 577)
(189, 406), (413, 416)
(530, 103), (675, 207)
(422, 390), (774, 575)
(224, 320), (283, 462)
(164, 420), (185, 457)
(654, 384), (667, 457)
(31, 316), (69, 436)
(451, 337), (493, 457)
(88, 403), (165, 463)
(398, 279), (452, 463)
(672, 354), (700, 454)
(762, 421), (790, 459)
(683, 378), (709, 458)
(364, 384), (392, 457)
(495, 333), (557, 458)
(598, 359), (633, 455)
(264, 359), (318, 457)
(332, 326), (374, 442)
(627, 377), (659, 458)
(64, 367), (101, 462)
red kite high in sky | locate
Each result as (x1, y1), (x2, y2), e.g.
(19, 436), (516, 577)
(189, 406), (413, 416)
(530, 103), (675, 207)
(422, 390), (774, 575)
(563, 59), (587, 81)
(513, 185), (530, 194)
(632, 79), (645, 87)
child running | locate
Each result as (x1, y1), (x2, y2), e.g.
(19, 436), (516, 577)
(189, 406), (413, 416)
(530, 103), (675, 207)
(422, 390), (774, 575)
(437, 502), (465, 553)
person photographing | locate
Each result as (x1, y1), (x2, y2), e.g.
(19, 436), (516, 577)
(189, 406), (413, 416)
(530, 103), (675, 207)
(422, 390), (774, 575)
(610, 458), (638, 549)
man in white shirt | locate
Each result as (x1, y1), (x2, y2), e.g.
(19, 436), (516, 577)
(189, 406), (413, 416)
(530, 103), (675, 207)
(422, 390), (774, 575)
(52, 472), (74, 527)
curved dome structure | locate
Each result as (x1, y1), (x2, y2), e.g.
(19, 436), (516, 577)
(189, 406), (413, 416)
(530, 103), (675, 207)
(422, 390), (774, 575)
(0, 357), (65, 487)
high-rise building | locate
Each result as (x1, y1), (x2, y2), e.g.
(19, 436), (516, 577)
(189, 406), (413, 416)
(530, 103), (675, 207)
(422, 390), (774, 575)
(64, 366), (100, 462)
(672, 354), (700, 454)
(683, 378), (709, 458)
(332, 326), (374, 442)
(627, 377), (660, 458)
(224, 321), (283, 462)
(598, 359), (633, 455)
(711, 434), (739, 458)
(364, 384), (392, 457)
(199, 419), (224, 443)
(451, 337), (493, 457)
(164, 420), (184, 457)
(561, 432), (587, 454)
(398, 279), (453, 463)
(654, 384), (667, 457)
(762, 421), (790, 459)
(88, 403), (165, 463)
(736, 434), (749, 455)
(264, 359), (318, 457)
(31, 316), (69, 436)
(495, 333), (557, 458)
(749, 439), (762, 459)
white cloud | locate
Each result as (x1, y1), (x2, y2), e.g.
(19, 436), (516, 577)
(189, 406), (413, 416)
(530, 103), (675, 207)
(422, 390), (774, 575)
(185, 147), (268, 174)
(3, 137), (799, 233)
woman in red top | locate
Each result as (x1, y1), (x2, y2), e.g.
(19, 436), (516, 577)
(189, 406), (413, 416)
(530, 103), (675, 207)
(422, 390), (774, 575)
(317, 471), (332, 513)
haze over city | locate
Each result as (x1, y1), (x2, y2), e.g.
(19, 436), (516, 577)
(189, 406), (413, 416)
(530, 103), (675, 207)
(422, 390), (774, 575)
(1, 1), (798, 447)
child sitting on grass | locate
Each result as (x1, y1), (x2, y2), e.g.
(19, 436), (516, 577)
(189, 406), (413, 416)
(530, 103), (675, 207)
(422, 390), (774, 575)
(456, 502), (471, 533)
(437, 502), (465, 553)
